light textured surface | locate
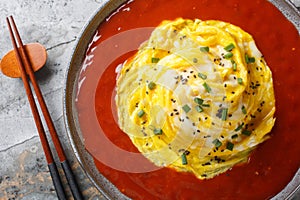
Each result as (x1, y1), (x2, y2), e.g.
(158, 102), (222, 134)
(294, 0), (300, 6)
(0, 0), (299, 200)
(0, 0), (106, 199)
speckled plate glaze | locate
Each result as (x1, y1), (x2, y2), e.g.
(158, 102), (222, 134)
(63, 0), (300, 199)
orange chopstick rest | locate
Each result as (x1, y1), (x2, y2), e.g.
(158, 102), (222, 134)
(0, 42), (47, 78)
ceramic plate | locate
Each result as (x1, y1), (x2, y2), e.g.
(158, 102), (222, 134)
(63, 0), (300, 199)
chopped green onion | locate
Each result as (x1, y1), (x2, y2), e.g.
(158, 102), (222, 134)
(245, 54), (249, 63)
(249, 57), (255, 63)
(200, 46), (209, 53)
(242, 130), (252, 136)
(195, 105), (204, 113)
(198, 72), (207, 80)
(203, 82), (212, 93)
(153, 128), (163, 135)
(194, 97), (204, 105)
(148, 81), (156, 90)
(137, 110), (145, 118)
(182, 104), (191, 113)
(212, 139), (222, 148)
(231, 134), (238, 139)
(234, 123), (244, 132)
(245, 54), (255, 64)
(231, 60), (237, 71)
(224, 43), (235, 51)
(202, 104), (210, 107)
(151, 57), (160, 63)
(226, 142), (234, 151)
(181, 153), (188, 165)
(241, 105), (247, 114)
(224, 52), (233, 59)
(237, 78), (243, 85)
(221, 108), (228, 121)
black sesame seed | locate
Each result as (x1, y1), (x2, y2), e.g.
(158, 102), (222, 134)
(184, 150), (190, 155)
(178, 149), (185, 153)
(202, 162), (211, 166)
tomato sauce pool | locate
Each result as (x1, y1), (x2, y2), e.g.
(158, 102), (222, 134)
(75, 0), (300, 199)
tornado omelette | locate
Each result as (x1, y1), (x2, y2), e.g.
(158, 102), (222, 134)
(115, 18), (276, 179)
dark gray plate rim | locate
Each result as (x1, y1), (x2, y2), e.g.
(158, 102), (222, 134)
(63, 0), (300, 199)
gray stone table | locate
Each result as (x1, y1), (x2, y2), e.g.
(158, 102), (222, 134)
(0, 0), (300, 199)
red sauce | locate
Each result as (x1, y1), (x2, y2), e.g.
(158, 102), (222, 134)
(76, 0), (300, 199)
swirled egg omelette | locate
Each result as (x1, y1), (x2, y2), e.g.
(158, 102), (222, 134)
(115, 18), (275, 179)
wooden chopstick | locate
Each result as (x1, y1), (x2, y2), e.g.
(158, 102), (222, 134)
(6, 16), (83, 200)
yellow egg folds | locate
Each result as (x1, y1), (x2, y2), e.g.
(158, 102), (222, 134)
(115, 18), (276, 179)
